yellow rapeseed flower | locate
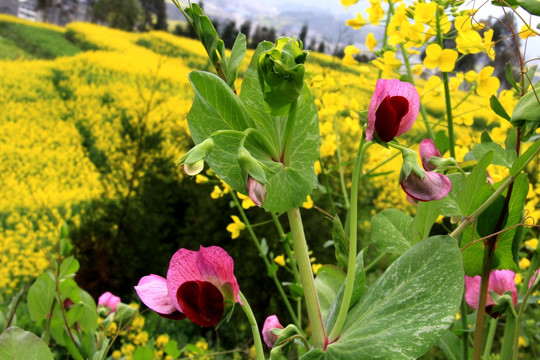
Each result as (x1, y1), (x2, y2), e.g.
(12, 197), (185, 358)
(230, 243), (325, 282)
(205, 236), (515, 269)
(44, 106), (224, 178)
(412, 64), (423, 76)
(372, 51), (401, 78)
(195, 174), (209, 184)
(210, 185), (223, 199)
(237, 192), (256, 209)
(518, 336), (527, 347)
(302, 195), (314, 209)
(226, 215), (246, 239)
(423, 44), (458, 72)
(312, 263), (323, 274)
(274, 255), (286, 267)
(519, 257), (531, 269)
(483, 29), (495, 60)
(366, 0), (385, 25)
(341, 0), (360, 7)
(476, 67), (500, 97)
(524, 238), (538, 250)
(346, 13), (367, 30)
(515, 273), (523, 284)
(155, 334), (170, 348)
(365, 33), (377, 51)
(519, 25), (537, 39)
(414, 2), (437, 24)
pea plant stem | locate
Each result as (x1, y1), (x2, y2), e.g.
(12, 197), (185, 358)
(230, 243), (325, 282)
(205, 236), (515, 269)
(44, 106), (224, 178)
(239, 291), (265, 360)
(400, 45), (435, 140)
(231, 193), (300, 328)
(328, 133), (370, 342)
(287, 208), (327, 349)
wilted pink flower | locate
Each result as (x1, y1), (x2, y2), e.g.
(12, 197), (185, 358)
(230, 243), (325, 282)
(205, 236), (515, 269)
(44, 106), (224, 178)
(135, 246), (241, 327)
(400, 139), (451, 201)
(366, 79), (420, 142)
(98, 291), (121, 312)
(465, 270), (518, 311)
(262, 315), (284, 348)
(247, 177), (266, 207)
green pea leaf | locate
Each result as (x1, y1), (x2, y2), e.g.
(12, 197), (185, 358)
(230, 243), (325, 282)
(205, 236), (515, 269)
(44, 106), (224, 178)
(0, 327), (53, 360)
(458, 151), (493, 216)
(370, 209), (412, 255)
(307, 236), (463, 359)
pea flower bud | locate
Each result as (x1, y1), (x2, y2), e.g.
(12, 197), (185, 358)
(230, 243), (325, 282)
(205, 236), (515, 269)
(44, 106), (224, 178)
(262, 315), (284, 348)
(258, 37), (308, 115)
(179, 138), (214, 176)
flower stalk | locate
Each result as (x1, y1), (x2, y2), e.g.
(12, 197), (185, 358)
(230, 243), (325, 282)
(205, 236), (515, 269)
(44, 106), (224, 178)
(239, 291), (265, 360)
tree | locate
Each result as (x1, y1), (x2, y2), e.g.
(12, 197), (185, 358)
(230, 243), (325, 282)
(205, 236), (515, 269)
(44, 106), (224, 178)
(138, 0), (167, 31)
(299, 23), (308, 45)
(240, 20), (252, 45)
(92, 0), (141, 31)
(221, 20), (238, 49)
(317, 40), (326, 54)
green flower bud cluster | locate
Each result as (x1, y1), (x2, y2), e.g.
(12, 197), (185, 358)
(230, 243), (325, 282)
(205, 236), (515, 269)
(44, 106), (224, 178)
(258, 37), (308, 116)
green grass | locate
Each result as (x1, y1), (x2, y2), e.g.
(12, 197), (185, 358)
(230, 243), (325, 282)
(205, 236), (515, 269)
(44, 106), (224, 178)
(0, 21), (81, 59)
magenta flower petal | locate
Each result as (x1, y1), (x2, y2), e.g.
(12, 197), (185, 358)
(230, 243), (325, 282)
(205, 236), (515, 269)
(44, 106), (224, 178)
(465, 275), (482, 309)
(177, 280), (224, 327)
(367, 79), (420, 142)
(419, 139), (443, 171)
(98, 291), (121, 312)
(135, 274), (185, 319)
(489, 270), (518, 306)
(262, 315), (284, 348)
(400, 171), (451, 201)
(465, 270), (518, 310)
(167, 246), (242, 309)
(196, 246), (242, 304)
(247, 177), (266, 207)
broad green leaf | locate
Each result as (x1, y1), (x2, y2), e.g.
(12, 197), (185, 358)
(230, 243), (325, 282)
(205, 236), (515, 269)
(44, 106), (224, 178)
(59, 256), (79, 279)
(27, 273), (55, 323)
(489, 95), (511, 121)
(67, 302), (97, 332)
(164, 340), (181, 358)
(0, 311), (6, 332)
(505, 63), (519, 91)
(332, 215), (348, 269)
(458, 151), (493, 216)
(409, 201), (439, 245)
(324, 250), (365, 334)
(240, 42), (319, 212)
(510, 138), (540, 176)
(434, 173), (464, 217)
(64, 331), (84, 360)
(511, 84), (540, 140)
(321, 236), (463, 360)
(81, 331), (96, 360)
(315, 266), (346, 322)
(370, 209), (412, 255)
(473, 142), (516, 167)
(226, 32), (246, 87)
(517, 0), (540, 15)
(461, 174), (527, 275)
(133, 346), (154, 360)
(0, 327), (53, 360)
(434, 130), (449, 156)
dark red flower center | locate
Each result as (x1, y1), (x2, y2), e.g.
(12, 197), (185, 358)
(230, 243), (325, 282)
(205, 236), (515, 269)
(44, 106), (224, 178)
(374, 95), (409, 142)
(177, 280), (224, 327)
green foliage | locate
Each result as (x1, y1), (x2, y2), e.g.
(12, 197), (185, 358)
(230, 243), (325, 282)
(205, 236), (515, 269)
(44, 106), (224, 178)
(0, 22), (80, 59)
(0, 327), (53, 360)
(92, 0), (142, 31)
(305, 236), (464, 360)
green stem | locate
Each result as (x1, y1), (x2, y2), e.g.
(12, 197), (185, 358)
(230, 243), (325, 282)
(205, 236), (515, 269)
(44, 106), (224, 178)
(460, 297), (470, 360)
(318, 157), (337, 215)
(377, 0), (394, 79)
(400, 45), (435, 140)
(482, 317), (498, 360)
(287, 208), (326, 349)
(240, 291), (265, 360)
(500, 310), (516, 360)
(231, 193), (300, 328)
(435, 9), (455, 158)
(328, 133), (370, 342)
(334, 115), (350, 209)
(364, 252), (385, 272)
(271, 213), (301, 285)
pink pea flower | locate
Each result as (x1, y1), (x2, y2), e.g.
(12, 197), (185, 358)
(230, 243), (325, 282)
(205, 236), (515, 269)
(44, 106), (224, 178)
(262, 315), (284, 348)
(366, 79), (420, 142)
(465, 270), (518, 314)
(135, 246), (241, 327)
(529, 269), (539, 289)
(98, 291), (121, 312)
(247, 177), (266, 207)
(400, 139), (451, 201)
